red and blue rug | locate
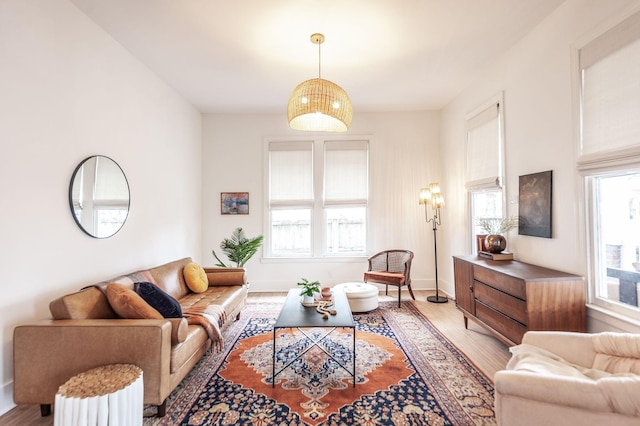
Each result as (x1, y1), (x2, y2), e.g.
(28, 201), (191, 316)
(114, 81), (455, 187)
(147, 300), (495, 425)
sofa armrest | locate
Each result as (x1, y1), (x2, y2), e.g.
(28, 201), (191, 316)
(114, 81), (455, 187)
(14, 319), (172, 406)
(203, 267), (246, 286)
(168, 317), (188, 344)
(494, 370), (610, 413)
(521, 331), (596, 368)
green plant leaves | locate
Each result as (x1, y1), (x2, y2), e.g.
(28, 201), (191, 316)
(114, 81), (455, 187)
(212, 227), (264, 267)
(476, 216), (518, 235)
(297, 277), (320, 297)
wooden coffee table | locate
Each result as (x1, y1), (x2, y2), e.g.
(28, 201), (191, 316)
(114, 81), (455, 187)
(272, 288), (356, 387)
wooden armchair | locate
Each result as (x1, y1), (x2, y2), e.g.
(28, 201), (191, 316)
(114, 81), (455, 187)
(364, 250), (415, 307)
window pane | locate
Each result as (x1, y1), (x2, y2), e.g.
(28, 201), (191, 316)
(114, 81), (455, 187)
(596, 173), (640, 308)
(95, 208), (128, 238)
(471, 189), (503, 236)
(270, 209), (311, 255)
(470, 189), (503, 253)
(326, 207), (366, 254)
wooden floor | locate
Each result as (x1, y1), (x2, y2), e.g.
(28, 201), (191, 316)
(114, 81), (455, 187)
(0, 290), (510, 425)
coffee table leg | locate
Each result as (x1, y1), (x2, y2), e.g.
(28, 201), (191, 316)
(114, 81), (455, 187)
(272, 326), (356, 388)
(272, 327), (276, 388)
(352, 327), (356, 387)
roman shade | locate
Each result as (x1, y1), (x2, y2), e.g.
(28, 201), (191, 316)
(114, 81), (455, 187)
(465, 102), (502, 190)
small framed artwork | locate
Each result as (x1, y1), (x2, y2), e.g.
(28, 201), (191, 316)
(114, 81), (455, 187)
(221, 192), (249, 215)
(518, 170), (552, 238)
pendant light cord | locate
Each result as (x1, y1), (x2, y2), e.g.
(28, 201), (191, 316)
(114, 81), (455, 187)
(318, 40), (322, 79)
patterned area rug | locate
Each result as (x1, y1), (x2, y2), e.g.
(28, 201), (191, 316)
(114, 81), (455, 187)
(145, 300), (495, 425)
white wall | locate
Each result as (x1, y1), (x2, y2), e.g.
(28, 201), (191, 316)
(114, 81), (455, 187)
(439, 0), (640, 333)
(201, 111), (442, 292)
(0, 0), (202, 414)
(4, 0), (639, 417)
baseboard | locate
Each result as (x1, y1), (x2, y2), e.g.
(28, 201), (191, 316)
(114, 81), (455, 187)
(0, 379), (15, 417)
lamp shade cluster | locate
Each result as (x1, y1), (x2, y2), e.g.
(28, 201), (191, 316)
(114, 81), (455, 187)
(419, 183), (445, 209)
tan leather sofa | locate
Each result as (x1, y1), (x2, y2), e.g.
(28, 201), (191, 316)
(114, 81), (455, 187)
(13, 257), (247, 417)
(495, 331), (640, 426)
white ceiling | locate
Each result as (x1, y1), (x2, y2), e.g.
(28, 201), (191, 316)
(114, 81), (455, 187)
(69, 0), (565, 114)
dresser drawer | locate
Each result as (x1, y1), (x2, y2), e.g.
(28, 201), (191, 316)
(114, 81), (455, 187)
(474, 265), (526, 299)
(474, 281), (528, 325)
(476, 301), (527, 344)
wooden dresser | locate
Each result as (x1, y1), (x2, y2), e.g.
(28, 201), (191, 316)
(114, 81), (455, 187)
(453, 255), (586, 346)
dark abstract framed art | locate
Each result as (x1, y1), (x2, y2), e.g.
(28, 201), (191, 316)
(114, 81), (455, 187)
(518, 170), (552, 238)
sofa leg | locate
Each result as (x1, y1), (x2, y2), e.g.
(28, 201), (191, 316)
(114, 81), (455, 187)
(40, 404), (52, 417)
(157, 400), (167, 417)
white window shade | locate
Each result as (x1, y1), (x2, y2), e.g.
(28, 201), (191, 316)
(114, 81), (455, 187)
(466, 103), (502, 190)
(580, 13), (640, 162)
(324, 140), (368, 204)
(93, 157), (128, 201)
(269, 141), (313, 205)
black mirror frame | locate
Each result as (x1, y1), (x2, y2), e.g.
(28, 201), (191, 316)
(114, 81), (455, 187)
(69, 155), (130, 239)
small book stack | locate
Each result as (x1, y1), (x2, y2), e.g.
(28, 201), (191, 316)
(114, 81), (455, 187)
(478, 251), (514, 260)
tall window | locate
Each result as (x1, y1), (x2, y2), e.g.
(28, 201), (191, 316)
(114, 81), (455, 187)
(578, 10), (640, 320)
(466, 94), (505, 252)
(266, 138), (369, 258)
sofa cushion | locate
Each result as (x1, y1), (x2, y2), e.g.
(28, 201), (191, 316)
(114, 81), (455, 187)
(508, 344), (598, 379)
(134, 281), (182, 318)
(148, 257), (192, 300)
(49, 286), (117, 320)
(364, 271), (405, 284)
(183, 262), (208, 293)
(593, 332), (640, 375)
(170, 325), (209, 374)
(105, 283), (163, 319)
(205, 267), (246, 286)
(508, 343), (617, 381)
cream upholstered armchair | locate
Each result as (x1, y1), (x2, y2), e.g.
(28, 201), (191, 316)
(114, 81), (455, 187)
(364, 250), (414, 307)
(495, 331), (640, 426)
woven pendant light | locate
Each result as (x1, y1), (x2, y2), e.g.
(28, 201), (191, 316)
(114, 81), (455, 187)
(287, 34), (353, 132)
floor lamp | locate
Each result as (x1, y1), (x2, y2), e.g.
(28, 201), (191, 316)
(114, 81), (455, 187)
(419, 183), (448, 303)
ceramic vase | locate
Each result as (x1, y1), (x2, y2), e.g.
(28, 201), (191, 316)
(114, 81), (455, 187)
(302, 294), (315, 304)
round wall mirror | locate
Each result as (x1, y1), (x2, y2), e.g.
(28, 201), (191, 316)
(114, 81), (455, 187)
(69, 155), (130, 238)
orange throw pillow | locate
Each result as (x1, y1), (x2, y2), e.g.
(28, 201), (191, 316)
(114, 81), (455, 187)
(105, 283), (162, 319)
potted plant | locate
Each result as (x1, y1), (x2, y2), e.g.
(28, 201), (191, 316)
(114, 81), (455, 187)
(297, 278), (321, 304)
(212, 227), (264, 267)
(476, 216), (518, 253)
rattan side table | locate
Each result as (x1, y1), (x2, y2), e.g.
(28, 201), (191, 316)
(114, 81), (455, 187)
(54, 363), (143, 426)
